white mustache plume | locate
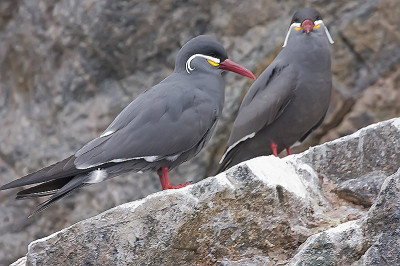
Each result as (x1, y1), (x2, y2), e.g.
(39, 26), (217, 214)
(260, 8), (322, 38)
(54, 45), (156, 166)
(282, 20), (334, 48)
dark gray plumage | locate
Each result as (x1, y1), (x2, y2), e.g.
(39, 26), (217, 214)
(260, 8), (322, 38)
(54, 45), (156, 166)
(218, 8), (333, 173)
(1, 35), (255, 216)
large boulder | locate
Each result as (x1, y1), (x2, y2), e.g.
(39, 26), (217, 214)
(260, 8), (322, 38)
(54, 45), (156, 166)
(11, 117), (400, 265)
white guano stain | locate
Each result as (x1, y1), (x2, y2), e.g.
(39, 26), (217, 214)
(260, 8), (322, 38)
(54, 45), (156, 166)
(245, 156), (307, 198)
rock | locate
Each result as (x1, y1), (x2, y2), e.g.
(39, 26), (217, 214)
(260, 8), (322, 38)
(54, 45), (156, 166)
(12, 117), (400, 265)
(2, 0), (400, 264)
(334, 171), (386, 207)
(9, 257), (26, 266)
(289, 168), (400, 266)
(354, 172), (400, 265)
(320, 68), (400, 145)
(24, 157), (318, 265)
(288, 220), (369, 266)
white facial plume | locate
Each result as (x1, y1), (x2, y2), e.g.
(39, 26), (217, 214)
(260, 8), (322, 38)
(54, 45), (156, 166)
(282, 20), (334, 48)
(185, 54), (220, 74)
(282, 23), (301, 48)
(314, 20), (334, 44)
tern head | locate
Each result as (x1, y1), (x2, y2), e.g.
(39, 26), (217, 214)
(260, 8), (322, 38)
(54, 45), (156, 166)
(175, 35), (255, 79)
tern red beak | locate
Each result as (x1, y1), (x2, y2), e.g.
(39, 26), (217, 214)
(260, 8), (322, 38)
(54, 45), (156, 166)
(301, 19), (314, 33)
(219, 59), (256, 80)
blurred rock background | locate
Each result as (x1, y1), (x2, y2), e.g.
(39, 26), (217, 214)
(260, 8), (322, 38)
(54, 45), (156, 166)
(0, 0), (399, 265)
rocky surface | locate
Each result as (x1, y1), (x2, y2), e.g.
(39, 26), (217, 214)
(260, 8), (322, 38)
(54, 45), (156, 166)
(10, 117), (400, 265)
(290, 169), (400, 266)
(1, 0), (400, 265)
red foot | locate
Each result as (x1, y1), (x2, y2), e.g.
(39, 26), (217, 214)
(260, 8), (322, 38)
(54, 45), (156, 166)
(286, 147), (292, 155)
(271, 142), (278, 157)
(162, 182), (192, 190)
(158, 166), (191, 190)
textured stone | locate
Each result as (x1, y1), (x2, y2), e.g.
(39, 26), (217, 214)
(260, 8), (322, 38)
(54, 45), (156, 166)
(321, 68), (400, 144)
(10, 117), (400, 265)
(299, 118), (400, 183)
(9, 257), (26, 266)
(24, 157), (322, 265)
(1, 0), (400, 264)
(288, 220), (369, 266)
(334, 171), (386, 207)
(289, 168), (400, 266)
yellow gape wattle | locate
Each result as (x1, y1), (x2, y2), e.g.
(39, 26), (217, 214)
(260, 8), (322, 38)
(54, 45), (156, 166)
(207, 59), (219, 67)
(295, 24), (321, 31)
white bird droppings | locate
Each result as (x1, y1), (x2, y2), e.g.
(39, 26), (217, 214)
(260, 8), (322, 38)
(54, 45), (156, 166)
(245, 156), (307, 198)
(392, 118), (400, 130)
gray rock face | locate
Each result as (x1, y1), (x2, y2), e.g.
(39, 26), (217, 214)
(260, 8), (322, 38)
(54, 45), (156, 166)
(1, 0), (400, 264)
(289, 220), (369, 266)
(9, 257), (26, 266)
(334, 171), (386, 207)
(290, 168), (400, 266)
(12, 118), (400, 265)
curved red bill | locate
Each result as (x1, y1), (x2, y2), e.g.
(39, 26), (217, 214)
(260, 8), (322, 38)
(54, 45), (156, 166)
(301, 19), (314, 33)
(219, 59), (256, 80)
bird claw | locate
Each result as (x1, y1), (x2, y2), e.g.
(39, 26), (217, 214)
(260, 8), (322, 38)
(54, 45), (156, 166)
(162, 181), (192, 190)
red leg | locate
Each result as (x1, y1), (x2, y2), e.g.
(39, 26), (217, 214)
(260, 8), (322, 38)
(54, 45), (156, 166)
(286, 147), (292, 155)
(159, 166), (191, 190)
(157, 171), (165, 189)
(271, 142), (278, 157)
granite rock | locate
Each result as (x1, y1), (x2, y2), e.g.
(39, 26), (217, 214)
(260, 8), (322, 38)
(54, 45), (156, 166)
(289, 168), (400, 266)
(11, 118), (400, 265)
